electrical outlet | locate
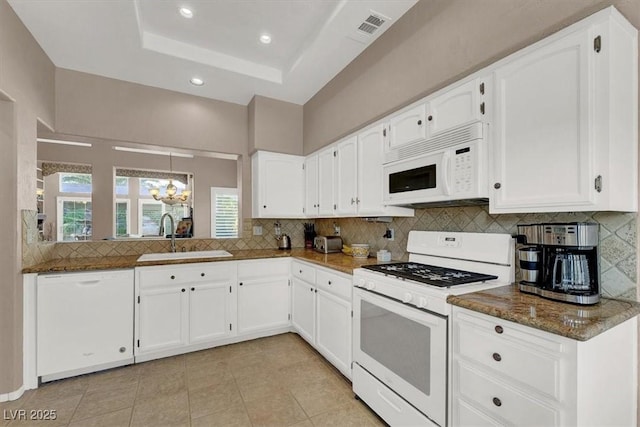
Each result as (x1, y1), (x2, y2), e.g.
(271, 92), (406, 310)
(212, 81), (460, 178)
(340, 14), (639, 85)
(384, 228), (395, 241)
(252, 225), (263, 236)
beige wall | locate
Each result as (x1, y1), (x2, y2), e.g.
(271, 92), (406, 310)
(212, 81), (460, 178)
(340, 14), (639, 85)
(54, 69), (253, 221)
(0, 0), (55, 396)
(303, 0), (640, 152)
(248, 95), (303, 155)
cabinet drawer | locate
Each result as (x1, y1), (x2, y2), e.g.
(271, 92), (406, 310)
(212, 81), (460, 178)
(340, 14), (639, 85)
(238, 258), (290, 280)
(455, 360), (560, 426)
(292, 260), (316, 283)
(315, 269), (351, 300)
(454, 309), (566, 400)
(138, 262), (235, 287)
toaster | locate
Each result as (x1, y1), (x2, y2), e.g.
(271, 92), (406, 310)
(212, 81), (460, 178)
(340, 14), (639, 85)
(314, 236), (343, 253)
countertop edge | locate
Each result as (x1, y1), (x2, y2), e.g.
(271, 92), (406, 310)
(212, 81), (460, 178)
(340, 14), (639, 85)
(447, 285), (640, 341)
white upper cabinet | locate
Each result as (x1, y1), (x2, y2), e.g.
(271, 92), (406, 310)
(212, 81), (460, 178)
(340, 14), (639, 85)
(388, 102), (428, 150)
(304, 153), (319, 217)
(252, 151), (305, 218)
(317, 146), (336, 216)
(335, 136), (358, 216)
(490, 7), (638, 213)
(428, 78), (486, 136)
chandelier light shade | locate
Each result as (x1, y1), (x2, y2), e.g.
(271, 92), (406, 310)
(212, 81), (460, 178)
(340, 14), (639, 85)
(151, 154), (192, 205)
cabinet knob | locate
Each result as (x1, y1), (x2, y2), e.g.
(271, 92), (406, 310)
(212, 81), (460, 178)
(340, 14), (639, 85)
(181, 288), (186, 292)
(201, 273), (205, 277)
(171, 275), (175, 280)
(310, 287), (314, 292)
(191, 287), (195, 291)
(492, 352), (502, 362)
(299, 269), (303, 273)
(263, 205), (267, 209)
(239, 282), (243, 286)
(119, 347), (126, 353)
(315, 289), (317, 293)
(494, 182), (501, 189)
(427, 115), (433, 121)
(417, 119), (423, 125)
(328, 280), (332, 285)
(492, 397), (502, 407)
(495, 325), (504, 334)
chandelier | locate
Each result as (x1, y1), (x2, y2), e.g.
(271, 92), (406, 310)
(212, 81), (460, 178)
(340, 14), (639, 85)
(149, 154), (191, 205)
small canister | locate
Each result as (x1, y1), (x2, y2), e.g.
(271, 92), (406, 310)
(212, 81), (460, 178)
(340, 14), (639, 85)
(519, 247), (541, 283)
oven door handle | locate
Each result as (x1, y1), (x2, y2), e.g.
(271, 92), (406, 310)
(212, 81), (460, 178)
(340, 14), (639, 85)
(442, 151), (451, 196)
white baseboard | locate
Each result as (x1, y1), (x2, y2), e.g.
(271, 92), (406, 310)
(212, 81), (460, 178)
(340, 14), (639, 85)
(0, 386), (25, 402)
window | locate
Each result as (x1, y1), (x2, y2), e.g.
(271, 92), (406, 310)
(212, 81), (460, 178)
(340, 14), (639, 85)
(115, 199), (130, 237)
(138, 200), (189, 236)
(115, 177), (129, 196)
(211, 187), (238, 238)
(56, 197), (92, 241)
(139, 177), (188, 197)
(59, 173), (92, 193)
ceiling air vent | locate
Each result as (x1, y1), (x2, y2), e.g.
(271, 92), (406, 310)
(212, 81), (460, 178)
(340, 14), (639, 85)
(349, 11), (390, 44)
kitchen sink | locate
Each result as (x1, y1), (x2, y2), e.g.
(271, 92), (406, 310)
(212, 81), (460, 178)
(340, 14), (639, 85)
(137, 250), (233, 262)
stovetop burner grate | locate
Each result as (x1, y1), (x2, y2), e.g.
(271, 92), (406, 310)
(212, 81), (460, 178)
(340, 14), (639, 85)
(362, 262), (498, 287)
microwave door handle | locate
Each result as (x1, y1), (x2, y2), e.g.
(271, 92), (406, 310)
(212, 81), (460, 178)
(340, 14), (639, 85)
(442, 152), (452, 195)
(552, 256), (562, 289)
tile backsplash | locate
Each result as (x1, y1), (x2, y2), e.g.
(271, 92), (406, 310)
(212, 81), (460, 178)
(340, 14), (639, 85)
(22, 207), (637, 301)
(316, 207), (637, 301)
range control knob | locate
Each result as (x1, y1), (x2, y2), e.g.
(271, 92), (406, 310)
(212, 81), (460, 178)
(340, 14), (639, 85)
(402, 293), (413, 304)
(356, 279), (366, 288)
(366, 282), (376, 291)
(417, 297), (428, 309)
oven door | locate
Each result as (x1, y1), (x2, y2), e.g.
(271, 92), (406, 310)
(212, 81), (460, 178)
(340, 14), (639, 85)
(353, 287), (447, 426)
(383, 150), (451, 205)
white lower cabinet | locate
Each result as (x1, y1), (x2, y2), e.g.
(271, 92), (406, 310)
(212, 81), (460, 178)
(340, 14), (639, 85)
(37, 270), (135, 381)
(135, 262), (237, 358)
(237, 258), (291, 335)
(291, 260), (352, 378)
(452, 306), (638, 427)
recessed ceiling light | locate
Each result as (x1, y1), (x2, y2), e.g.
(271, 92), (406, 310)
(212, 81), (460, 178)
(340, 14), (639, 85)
(189, 77), (204, 86)
(179, 7), (193, 18)
(259, 34), (272, 44)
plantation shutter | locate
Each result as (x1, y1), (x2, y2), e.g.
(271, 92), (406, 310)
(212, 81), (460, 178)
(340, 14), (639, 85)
(211, 187), (238, 238)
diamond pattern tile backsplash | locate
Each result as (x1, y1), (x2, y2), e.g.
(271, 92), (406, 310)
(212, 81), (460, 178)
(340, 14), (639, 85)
(22, 207), (637, 300)
(316, 207), (638, 301)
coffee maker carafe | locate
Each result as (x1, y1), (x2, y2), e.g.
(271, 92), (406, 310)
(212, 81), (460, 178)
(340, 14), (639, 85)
(516, 223), (600, 305)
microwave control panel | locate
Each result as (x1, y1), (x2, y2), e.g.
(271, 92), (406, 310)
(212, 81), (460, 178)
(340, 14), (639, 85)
(453, 146), (474, 194)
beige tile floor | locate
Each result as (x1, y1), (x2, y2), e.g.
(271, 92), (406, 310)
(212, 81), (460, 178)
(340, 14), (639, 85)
(0, 333), (386, 427)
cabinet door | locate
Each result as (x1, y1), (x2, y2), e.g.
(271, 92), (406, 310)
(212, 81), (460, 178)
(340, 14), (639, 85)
(256, 152), (305, 218)
(291, 278), (316, 344)
(237, 277), (290, 334)
(138, 285), (188, 354)
(189, 281), (234, 344)
(335, 136), (358, 216)
(315, 289), (352, 377)
(304, 154), (319, 216)
(357, 125), (386, 215)
(428, 78), (484, 136)
(317, 147), (335, 216)
(388, 103), (427, 150)
(491, 30), (595, 213)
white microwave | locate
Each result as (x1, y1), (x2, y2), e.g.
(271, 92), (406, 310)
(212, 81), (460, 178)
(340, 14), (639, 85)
(383, 121), (488, 207)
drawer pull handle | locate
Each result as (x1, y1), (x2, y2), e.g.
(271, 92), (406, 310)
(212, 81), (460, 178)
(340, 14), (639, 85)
(181, 288), (186, 292)
(492, 397), (502, 407)
(492, 353), (502, 362)
(171, 275), (176, 280)
(494, 325), (504, 334)
(191, 287), (195, 291)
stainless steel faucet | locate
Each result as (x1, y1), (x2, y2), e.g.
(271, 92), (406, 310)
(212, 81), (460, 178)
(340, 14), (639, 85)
(159, 213), (176, 253)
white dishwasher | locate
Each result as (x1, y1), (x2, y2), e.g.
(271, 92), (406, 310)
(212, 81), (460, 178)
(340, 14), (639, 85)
(37, 269), (134, 382)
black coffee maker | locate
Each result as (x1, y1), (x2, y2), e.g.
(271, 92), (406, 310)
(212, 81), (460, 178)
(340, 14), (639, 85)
(516, 223), (600, 305)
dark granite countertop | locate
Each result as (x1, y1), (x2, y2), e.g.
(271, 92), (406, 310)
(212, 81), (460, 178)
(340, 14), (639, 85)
(22, 248), (382, 276)
(447, 284), (640, 341)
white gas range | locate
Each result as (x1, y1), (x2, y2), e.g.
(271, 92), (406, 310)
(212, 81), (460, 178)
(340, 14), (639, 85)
(352, 231), (515, 427)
